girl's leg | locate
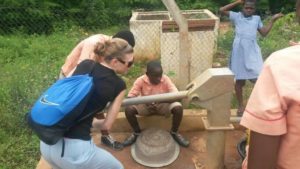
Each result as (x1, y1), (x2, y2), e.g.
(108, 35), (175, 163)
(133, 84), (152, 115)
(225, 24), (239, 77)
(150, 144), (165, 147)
(235, 80), (246, 116)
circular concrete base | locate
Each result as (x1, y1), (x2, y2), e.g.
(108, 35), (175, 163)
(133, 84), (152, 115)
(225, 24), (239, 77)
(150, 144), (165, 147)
(131, 128), (180, 167)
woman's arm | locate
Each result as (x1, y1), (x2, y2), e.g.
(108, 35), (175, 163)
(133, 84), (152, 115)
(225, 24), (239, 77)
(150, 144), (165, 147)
(93, 90), (126, 131)
(247, 130), (281, 169)
(219, 0), (243, 16)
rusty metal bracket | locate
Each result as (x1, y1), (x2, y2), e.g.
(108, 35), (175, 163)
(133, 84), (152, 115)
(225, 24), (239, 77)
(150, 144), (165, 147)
(201, 117), (234, 131)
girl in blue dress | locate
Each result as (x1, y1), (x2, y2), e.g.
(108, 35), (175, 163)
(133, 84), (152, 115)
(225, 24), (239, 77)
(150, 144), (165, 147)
(220, 0), (283, 116)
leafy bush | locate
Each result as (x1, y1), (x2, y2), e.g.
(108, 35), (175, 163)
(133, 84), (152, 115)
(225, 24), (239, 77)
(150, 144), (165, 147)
(0, 0), (297, 34)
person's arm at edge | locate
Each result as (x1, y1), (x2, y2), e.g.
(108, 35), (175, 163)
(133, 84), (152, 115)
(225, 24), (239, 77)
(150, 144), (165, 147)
(248, 131), (281, 169)
(241, 55), (286, 169)
(219, 0), (243, 16)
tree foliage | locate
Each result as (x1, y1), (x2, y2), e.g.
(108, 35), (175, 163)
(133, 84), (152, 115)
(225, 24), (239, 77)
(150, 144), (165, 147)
(0, 0), (296, 34)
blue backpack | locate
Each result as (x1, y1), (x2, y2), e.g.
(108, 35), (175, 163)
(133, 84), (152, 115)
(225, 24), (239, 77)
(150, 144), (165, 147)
(27, 73), (97, 145)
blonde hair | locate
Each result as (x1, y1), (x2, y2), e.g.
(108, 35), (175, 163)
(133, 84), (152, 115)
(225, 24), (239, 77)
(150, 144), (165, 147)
(94, 38), (133, 62)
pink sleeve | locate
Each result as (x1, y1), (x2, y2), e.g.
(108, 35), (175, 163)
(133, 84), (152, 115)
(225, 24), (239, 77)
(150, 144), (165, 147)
(61, 41), (83, 76)
(128, 77), (143, 97)
(78, 34), (110, 63)
(240, 64), (287, 136)
(64, 40), (96, 77)
(61, 34), (110, 77)
(78, 40), (98, 63)
(164, 75), (178, 92)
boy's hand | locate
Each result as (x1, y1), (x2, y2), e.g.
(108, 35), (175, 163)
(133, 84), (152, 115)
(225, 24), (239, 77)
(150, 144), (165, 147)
(272, 13), (284, 21)
(146, 102), (157, 113)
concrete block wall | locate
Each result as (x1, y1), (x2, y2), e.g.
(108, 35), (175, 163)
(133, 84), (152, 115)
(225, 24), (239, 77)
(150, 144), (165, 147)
(110, 109), (242, 132)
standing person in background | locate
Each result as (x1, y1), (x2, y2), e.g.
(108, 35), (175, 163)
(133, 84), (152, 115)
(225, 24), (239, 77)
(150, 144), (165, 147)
(219, 0), (283, 116)
(240, 1), (300, 168)
(122, 60), (190, 147)
(40, 38), (134, 169)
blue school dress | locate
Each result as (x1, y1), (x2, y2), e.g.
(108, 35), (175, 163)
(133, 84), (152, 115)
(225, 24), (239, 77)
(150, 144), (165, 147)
(229, 11), (264, 80)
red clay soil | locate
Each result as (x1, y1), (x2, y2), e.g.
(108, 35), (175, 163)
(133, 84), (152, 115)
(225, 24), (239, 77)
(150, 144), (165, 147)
(93, 130), (245, 169)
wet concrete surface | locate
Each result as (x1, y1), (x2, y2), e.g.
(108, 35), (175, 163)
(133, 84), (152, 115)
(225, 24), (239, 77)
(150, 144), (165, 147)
(92, 130), (245, 169)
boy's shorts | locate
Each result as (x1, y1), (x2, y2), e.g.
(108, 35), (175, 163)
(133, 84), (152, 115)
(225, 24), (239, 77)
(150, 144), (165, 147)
(133, 102), (182, 117)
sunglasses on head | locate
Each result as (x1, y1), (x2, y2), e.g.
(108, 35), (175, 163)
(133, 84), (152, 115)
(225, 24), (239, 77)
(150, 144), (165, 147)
(116, 58), (134, 68)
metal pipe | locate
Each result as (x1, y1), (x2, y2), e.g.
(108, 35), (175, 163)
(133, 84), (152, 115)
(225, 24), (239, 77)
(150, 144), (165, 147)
(230, 117), (241, 123)
(189, 68), (234, 169)
(161, 0), (191, 90)
(122, 91), (189, 106)
(204, 93), (232, 169)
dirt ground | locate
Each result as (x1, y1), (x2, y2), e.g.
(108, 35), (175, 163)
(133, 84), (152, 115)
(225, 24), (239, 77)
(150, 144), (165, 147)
(92, 130), (245, 169)
(36, 127), (246, 169)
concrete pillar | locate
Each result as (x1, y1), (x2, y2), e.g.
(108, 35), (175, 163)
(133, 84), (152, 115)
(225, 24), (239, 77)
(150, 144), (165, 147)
(187, 68), (234, 169)
(161, 0), (191, 90)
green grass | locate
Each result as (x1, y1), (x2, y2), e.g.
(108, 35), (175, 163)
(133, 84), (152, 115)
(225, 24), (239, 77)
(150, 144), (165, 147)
(0, 27), (147, 168)
(0, 12), (299, 168)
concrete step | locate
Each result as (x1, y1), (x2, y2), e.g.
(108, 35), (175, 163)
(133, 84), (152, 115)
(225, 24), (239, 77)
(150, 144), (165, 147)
(110, 109), (243, 132)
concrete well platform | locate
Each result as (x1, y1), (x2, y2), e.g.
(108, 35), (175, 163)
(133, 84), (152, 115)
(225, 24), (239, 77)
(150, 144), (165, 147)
(36, 109), (246, 169)
(96, 108), (245, 169)
(110, 109), (243, 132)
(92, 130), (245, 169)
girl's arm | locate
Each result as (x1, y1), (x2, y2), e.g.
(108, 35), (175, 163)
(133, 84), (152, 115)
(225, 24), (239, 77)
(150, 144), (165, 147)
(219, 0), (243, 16)
(258, 13), (283, 37)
